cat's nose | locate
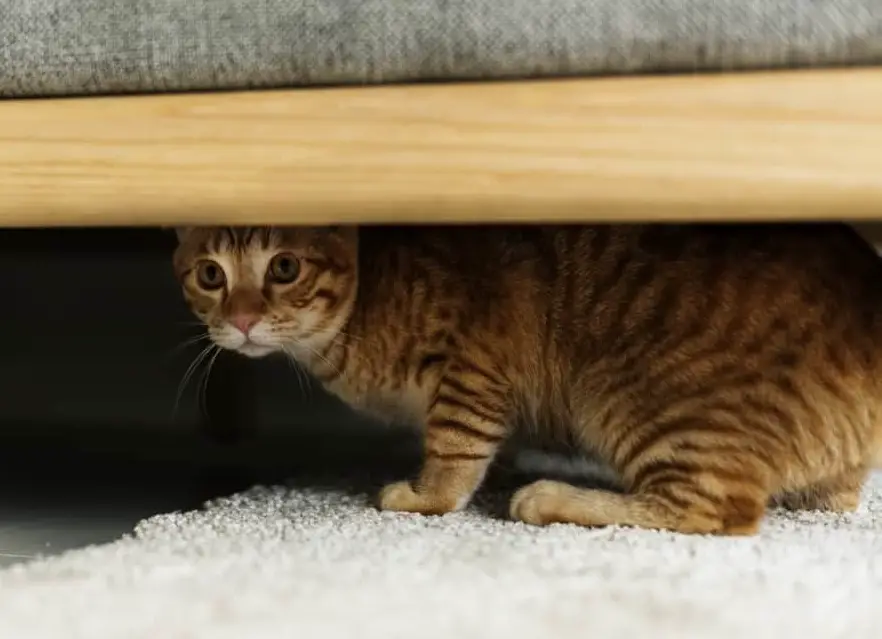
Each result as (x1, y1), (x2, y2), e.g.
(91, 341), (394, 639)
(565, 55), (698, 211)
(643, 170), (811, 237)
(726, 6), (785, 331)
(230, 313), (260, 335)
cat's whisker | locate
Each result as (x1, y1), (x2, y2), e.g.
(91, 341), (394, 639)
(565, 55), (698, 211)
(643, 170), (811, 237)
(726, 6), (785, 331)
(298, 342), (342, 379)
(171, 343), (217, 423)
(281, 348), (312, 399)
(281, 345), (315, 391)
(333, 329), (363, 343)
(288, 357), (304, 397)
(197, 346), (223, 421)
(168, 333), (212, 357)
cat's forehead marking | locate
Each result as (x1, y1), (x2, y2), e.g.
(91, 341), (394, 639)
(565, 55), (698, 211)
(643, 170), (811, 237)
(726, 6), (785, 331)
(202, 228), (279, 288)
(243, 248), (276, 286)
(207, 227), (275, 253)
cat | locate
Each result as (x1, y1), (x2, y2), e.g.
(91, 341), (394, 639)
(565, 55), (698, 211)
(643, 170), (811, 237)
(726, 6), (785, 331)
(173, 223), (882, 535)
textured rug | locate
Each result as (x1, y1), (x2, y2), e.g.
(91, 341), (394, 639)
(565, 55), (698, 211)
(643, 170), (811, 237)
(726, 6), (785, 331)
(0, 458), (880, 639)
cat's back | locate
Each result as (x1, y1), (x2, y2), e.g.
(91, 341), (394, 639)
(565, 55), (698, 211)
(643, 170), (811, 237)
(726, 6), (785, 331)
(356, 222), (882, 337)
(360, 220), (881, 278)
(356, 225), (552, 275)
(560, 223), (882, 355)
(563, 222), (880, 284)
(614, 222), (882, 326)
(546, 223), (882, 423)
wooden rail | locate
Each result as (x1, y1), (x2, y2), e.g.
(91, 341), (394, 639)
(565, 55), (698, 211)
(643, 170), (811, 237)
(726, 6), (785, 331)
(1, 68), (881, 226)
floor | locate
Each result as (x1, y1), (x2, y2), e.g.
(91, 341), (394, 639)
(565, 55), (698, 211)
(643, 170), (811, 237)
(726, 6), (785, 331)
(2, 447), (880, 638)
(0, 434), (225, 567)
(0, 485), (189, 568)
(0, 422), (420, 568)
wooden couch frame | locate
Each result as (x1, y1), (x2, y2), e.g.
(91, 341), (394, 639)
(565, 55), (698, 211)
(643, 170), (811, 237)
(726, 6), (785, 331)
(1, 68), (880, 227)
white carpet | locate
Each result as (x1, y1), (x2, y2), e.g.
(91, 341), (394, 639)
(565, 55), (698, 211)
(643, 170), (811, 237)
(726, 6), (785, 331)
(1, 464), (881, 639)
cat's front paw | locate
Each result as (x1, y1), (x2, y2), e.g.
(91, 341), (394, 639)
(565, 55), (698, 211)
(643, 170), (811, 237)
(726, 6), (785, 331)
(377, 481), (458, 516)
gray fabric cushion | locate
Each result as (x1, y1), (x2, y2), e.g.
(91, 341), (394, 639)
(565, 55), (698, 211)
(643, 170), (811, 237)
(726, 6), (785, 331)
(3, 0), (882, 98)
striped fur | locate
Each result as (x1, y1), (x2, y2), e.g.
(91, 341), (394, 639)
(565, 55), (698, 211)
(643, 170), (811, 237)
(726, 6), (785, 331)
(174, 223), (882, 535)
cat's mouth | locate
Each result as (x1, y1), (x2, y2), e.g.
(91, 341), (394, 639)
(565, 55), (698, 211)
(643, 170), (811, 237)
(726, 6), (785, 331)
(209, 331), (279, 359)
(209, 322), (282, 358)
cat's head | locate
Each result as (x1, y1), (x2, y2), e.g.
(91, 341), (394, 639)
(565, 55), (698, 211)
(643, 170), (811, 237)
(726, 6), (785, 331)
(172, 226), (358, 359)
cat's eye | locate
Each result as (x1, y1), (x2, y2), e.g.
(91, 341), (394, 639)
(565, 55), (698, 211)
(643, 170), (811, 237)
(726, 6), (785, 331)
(195, 259), (226, 290)
(267, 252), (300, 284)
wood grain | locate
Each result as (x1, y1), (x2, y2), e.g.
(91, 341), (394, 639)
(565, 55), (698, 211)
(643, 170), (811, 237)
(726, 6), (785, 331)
(1, 68), (882, 227)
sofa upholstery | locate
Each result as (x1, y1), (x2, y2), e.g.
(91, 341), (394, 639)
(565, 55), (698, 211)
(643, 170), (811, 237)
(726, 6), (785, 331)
(3, 0), (882, 98)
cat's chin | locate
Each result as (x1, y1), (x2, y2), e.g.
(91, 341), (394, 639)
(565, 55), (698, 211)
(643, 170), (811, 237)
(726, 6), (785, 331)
(234, 343), (277, 358)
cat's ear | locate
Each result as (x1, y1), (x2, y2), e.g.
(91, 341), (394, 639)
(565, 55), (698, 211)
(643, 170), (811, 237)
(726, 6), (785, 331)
(166, 226), (194, 243)
(324, 225), (357, 243)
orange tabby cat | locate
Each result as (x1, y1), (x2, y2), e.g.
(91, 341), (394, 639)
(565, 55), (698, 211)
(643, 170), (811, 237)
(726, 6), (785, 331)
(173, 224), (882, 535)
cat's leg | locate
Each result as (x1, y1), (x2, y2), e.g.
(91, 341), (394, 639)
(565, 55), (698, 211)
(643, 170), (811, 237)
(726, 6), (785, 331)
(510, 476), (767, 535)
(510, 415), (773, 535)
(774, 467), (866, 512)
(378, 363), (510, 515)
